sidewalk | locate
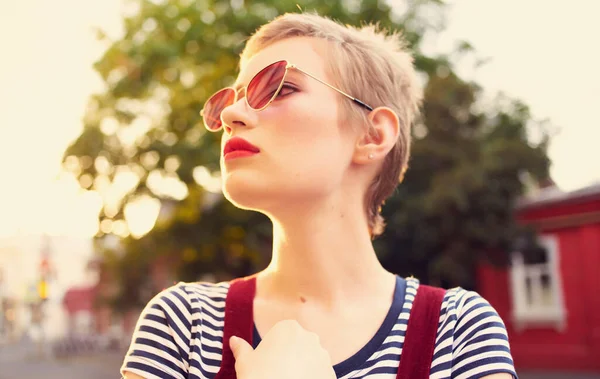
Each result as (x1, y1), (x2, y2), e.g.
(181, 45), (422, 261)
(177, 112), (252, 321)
(0, 350), (124, 379)
(0, 338), (124, 379)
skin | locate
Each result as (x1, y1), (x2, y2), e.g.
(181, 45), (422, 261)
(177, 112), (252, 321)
(124, 37), (512, 379)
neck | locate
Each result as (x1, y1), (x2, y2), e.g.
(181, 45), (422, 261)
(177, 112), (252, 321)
(259, 196), (394, 306)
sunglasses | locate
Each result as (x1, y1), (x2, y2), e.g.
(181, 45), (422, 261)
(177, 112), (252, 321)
(200, 60), (374, 131)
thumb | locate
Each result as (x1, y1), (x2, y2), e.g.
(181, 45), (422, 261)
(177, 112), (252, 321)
(230, 336), (253, 361)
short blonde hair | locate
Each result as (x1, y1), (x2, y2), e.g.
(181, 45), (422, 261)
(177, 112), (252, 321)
(240, 13), (422, 237)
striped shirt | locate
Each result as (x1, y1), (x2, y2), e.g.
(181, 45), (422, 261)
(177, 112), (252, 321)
(121, 277), (517, 379)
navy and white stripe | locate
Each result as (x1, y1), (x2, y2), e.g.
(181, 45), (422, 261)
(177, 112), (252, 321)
(121, 278), (517, 379)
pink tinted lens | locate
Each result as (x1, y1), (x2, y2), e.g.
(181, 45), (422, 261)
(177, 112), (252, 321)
(203, 88), (236, 130)
(247, 61), (287, 109)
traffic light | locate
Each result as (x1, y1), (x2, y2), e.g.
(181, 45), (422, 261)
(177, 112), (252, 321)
(38, 280), (48, 301)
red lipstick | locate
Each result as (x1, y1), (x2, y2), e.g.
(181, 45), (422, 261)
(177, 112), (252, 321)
(223, 137), (260, 161)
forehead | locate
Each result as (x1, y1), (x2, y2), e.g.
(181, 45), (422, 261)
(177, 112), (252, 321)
(235, 37), (329, 88)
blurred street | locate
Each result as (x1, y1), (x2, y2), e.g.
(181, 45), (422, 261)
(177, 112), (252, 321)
(0, 338), (124, 379)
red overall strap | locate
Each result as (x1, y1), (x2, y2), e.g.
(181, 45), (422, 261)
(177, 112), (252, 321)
(214, 276), (257, 379)
(396, 284), (446, 379)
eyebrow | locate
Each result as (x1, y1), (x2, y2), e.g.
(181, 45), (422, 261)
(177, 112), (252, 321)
(284, 69), (304, 83)
(232, 68), (306, 93)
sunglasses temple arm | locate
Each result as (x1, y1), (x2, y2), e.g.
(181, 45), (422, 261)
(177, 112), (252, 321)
(293, 67), (374, 111)
(351, 98), (373, 111)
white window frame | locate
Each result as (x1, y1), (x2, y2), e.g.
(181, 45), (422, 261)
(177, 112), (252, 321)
(509, 234), (567, 331)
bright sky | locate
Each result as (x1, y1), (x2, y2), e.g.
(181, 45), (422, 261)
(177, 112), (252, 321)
(0, 0), (598, 238)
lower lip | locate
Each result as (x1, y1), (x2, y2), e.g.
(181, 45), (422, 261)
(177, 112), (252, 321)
(224, 150), (259, 161)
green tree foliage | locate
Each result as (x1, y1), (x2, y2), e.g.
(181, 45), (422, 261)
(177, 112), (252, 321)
(64, 0), (549, 311)
(377, 70), (550, 289)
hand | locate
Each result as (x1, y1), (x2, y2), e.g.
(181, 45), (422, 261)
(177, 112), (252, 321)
(230, 319), (337, 379)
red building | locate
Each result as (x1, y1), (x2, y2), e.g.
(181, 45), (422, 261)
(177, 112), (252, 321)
(478, 183), (600, 372)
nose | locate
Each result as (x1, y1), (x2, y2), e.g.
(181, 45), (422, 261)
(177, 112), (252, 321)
(221, 96), (256, 135)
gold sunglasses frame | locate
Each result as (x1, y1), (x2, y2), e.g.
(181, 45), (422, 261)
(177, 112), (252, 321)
(200, 60), (373, 131)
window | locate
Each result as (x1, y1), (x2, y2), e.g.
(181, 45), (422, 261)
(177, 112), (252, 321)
(510, 234), (566, 331)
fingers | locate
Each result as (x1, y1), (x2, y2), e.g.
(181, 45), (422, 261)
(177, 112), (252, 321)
(230, 321), (335, 379)
(230, 336), (253, 361)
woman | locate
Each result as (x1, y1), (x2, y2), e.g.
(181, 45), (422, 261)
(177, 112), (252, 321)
(122, 12), (517, 379)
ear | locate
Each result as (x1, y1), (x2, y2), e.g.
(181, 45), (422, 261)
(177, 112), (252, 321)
(353, 107), (400, 164)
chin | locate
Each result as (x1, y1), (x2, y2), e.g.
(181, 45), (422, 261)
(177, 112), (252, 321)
(222, 173), (274, 212)
(221, 166), (339, 213)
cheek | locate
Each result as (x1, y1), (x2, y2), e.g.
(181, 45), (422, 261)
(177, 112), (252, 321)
(276, 98), (341, 149)
(269, 102), (350, 180)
